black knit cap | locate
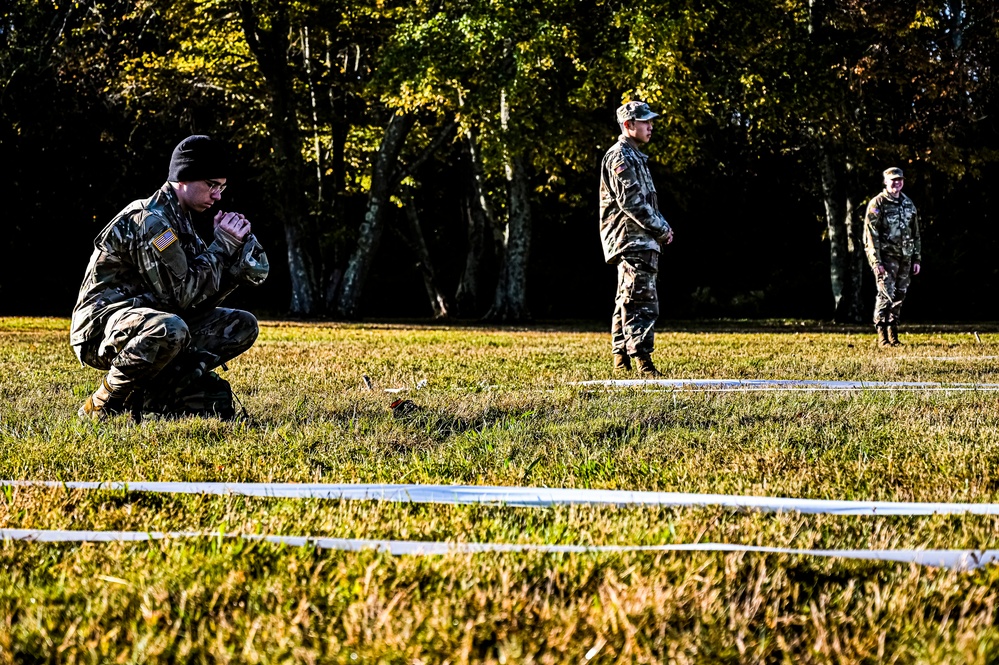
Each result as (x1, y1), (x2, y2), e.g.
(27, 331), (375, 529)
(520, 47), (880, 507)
(167, 134), (229, 182)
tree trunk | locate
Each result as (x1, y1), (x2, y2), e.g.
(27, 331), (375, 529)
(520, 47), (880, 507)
(485, 152), (532, 322)
(464, 129), (504, 252)
(455, 193), (486, 316)
(324, 54), (349, 311)
(948, 0), (965, 49)
(335, 110), (415, 319)
(328, 58), (348, 213)
(403, 198), (450, 319)
(455, 132), (497, 316)
(819, 147), (864, 323)
(301, 26), (323, 203)
(485, 87), (532, 323)
(238, 1), (320, 315)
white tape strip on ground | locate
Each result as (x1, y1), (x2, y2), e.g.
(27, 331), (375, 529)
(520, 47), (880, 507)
(1, 528), (996, 570)
(572, 378), (999, 391)
(7, 480), (999, 516)
(897, 356), (999, 362)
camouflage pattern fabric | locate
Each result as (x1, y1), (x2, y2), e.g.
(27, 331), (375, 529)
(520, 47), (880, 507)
(76, 306), (258, 400)
(599, 136), (671, 263)
(73, 184), (232, 348)
(863, 190), (921, 268)
(873, 256), (913, 325)
(611, 250), (659, 356)
(70, 182), (266, 417)
(863, 189), (921, 325)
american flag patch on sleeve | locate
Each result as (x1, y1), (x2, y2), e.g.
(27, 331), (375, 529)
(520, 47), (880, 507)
(152, 228), (178, 252)
(614, 163), (627, 174)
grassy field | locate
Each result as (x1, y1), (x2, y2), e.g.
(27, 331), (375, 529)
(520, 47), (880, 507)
(2, 316), (999, 663)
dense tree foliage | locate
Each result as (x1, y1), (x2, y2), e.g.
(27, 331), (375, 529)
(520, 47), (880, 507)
(2, 0), (997, 321)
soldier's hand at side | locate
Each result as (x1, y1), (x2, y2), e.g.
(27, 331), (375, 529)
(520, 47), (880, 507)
(214, 211), (251, 242)
(661, 229), (674, 245)
(912, 263), (921, 276)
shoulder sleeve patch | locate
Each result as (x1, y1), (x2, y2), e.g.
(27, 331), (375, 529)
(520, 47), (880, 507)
(152, 228), (179, 252)
(614, 163), (628, 174)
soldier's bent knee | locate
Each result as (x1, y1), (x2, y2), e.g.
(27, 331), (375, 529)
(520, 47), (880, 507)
(230, 310), (259, 345)
(148, 313), (191, 353)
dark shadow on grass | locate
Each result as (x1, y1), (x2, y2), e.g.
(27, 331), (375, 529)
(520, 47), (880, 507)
(260, 317), (999, 335)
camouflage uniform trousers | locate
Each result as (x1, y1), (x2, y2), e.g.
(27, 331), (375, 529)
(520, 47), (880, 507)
(872, 255), (913, 325)
(611, 250), (660, 357)
(78, 306), (258, 413)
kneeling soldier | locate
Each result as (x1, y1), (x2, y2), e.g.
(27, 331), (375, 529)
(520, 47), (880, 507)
(70, 135), (269, 421)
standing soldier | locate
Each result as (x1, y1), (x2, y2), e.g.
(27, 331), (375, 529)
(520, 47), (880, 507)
(863, 166), (922, 347)
(71, 134), (269, 421)
(599, 101), (674, 376)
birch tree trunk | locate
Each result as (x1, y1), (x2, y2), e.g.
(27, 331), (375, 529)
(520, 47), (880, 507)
(464, 129), (504, 252)
(238, 1), (320, 315)
(807, 1), (864, 322)
(323, 52), (349, 311)
(335, 110), (415, 319)
(819, 147), (864, 323)
(301, 26), (323, 203)
(456, 131), (499, 316)
(484, 89), (532, 323)
(455, 194), (486, 316)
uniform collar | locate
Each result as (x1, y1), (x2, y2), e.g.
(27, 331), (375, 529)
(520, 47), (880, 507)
(160, 182), (193, 223)
(151, 182), (197, 237)
(618, 134), (648, 159)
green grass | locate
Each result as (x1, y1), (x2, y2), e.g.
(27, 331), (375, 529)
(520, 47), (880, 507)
(2, 317), (999, 663)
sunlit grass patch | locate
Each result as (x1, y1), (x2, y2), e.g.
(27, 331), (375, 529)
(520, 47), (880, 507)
(2, 317), (999, 661)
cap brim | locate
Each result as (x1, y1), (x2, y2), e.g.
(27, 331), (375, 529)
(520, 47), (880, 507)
(635, 112), (660, 121)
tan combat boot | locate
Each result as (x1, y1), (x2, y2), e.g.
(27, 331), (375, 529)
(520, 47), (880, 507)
(613, 353), (632, 372)
(78, 377), (135, 422)
(875, 323), (891, 348)
(887, 321), (902, 347)
(633, 353), (663, 378)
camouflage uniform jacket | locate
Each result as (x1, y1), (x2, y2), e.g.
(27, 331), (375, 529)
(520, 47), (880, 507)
(863, 190), (921, 268)
(599, 135), (671, 263)
(70, 183), (262, 348)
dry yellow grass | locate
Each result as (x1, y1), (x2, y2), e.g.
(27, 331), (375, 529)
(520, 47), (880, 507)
(1, 317), (999, 662)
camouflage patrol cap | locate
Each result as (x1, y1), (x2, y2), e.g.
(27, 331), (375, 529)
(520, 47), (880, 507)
(883, 167), (904, 180)
(616, 101), (660, 124)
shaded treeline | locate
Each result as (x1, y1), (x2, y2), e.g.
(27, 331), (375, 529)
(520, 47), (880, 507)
(2, 0), (997, 322)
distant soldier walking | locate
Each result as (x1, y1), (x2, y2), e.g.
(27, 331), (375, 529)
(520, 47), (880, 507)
(71, 135), (269, 421)
(599, 101), (674, 376)
(863, 167), (922, 347)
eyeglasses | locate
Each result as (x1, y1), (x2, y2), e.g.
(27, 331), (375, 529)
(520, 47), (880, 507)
(204, 179), (227, 193)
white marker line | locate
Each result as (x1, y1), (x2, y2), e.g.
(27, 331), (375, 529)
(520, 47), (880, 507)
(610, 387), (994, 394)
(896, 356), (999, 361)
(7, 481), (999, 516)
(1, 528), (995, 570)
(572, 378), (999, 391)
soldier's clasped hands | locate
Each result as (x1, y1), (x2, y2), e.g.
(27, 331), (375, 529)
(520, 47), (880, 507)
(214, 211), (251, 242)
